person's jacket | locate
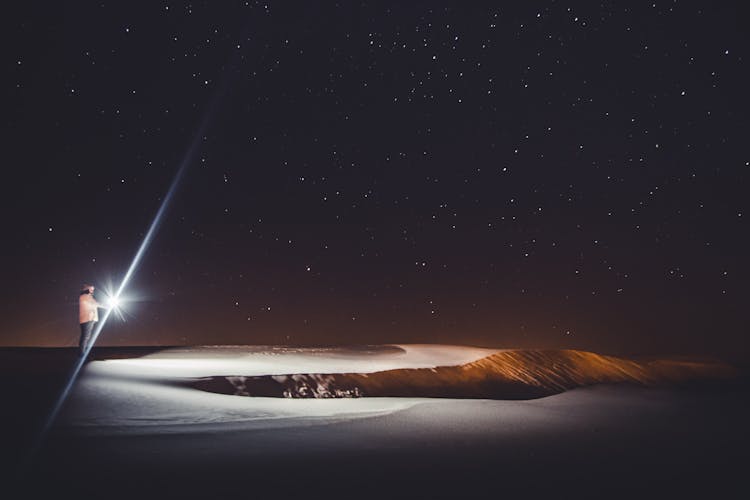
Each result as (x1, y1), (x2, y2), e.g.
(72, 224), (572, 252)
(79, 293), (100, 324)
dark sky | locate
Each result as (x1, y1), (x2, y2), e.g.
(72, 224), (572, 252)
(3, 2), (748, 358)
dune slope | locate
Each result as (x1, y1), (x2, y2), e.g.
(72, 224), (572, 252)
(193, 349), (736, 400)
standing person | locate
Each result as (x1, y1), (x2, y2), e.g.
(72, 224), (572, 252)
(79, 283), (104, 355)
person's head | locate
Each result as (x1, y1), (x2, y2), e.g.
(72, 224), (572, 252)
(81, 283), (95, 294)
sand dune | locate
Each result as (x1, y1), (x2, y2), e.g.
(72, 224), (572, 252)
(193, 349), (737, 399)
(6, 346), (746, 499)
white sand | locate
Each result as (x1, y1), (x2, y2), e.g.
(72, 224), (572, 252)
(41, 345), (747, 498)
(62, 345), (499, 432)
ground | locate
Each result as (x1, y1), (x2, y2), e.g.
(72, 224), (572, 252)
(3, 346), (748, 499)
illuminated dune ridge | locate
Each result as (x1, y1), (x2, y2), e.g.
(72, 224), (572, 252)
(193, 349), (738, 400)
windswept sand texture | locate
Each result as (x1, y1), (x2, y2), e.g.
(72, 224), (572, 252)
(193, 349), (737, 399)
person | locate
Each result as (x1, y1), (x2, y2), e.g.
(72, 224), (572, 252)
(78, 283), (105, 355)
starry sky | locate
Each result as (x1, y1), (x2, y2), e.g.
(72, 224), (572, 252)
(3, 2), (748, 358)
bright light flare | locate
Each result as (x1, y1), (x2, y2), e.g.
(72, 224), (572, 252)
(100, 283), (131, 322)
(108, 295), (121, 310)
(105, 293), (127, 321)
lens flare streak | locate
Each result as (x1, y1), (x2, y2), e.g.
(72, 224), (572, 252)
(23, 113), (209, 466)
(22, 41), (237, 467)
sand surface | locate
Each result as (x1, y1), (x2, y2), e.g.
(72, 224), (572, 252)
(3, 346), (747, 499)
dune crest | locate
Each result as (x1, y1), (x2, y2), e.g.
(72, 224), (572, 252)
(461, 350), (735, 390)
(193, 349), (737, 400)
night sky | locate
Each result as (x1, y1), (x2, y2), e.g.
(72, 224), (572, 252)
(3, 2), (748, 358)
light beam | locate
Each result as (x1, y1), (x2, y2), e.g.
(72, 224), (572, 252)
(20, 36), (239, 471)
(22, 108), (213, 468)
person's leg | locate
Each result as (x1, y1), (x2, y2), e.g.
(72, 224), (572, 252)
(79, 323), (86, 354)
(79, 321), (94, 354)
